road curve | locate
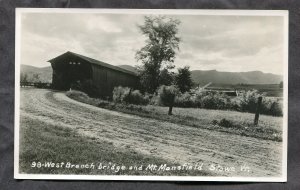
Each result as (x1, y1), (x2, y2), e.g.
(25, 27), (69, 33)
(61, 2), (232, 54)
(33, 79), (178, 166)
(20, 88), (283, 177)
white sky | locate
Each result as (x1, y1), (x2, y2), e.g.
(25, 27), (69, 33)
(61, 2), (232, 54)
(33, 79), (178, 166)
(20, 12), (285, 75)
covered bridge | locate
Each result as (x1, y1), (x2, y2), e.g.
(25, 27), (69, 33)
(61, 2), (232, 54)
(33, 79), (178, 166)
(48, 51), (139, 97)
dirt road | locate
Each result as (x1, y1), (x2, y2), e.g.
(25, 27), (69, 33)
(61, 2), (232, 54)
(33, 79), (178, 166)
(20, 88), (283, 177)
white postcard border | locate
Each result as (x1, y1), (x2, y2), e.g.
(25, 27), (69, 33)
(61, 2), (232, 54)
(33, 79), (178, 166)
(14, 8), (289, 182)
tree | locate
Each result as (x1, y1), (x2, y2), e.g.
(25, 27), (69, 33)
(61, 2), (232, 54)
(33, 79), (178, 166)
(158, 85), (179, 115)
(136, 16), (181, 93)
(279, 81), (283, 88)
(159, 68), (174, 86)
(20, 72), (28, 83)
(175, 66), (193, 93)
(32, 73), (41, 83)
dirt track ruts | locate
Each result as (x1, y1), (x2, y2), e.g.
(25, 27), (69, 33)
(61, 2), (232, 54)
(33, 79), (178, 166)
(20, 88), (283, 177)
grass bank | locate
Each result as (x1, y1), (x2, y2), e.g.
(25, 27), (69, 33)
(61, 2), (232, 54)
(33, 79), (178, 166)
(66, 90), (283, 142)
(19, 116), (211, 176)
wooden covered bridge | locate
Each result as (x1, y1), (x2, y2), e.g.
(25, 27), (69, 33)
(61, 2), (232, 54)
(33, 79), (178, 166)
(48, 51), (139, 97)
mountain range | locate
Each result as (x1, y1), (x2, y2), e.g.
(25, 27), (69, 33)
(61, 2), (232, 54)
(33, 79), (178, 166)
(190, 69), (282, 85)
(21, 64), (283, 85)
(118, 65), (283, 85)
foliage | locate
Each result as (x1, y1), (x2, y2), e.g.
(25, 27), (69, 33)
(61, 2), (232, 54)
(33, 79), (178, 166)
(157, 85), (179, 106)
(158, 68), (174, 86)
(173, 89), (283, 116)
(20, 72), (28, 83)
(31, 73), (41, 83)
(157, 85), (179, 115)
(237, 90), (261, 113)
(218, 118), (234, 128)
(112, 86), (149, 105)
(175, 66), (193, 93)
(20, 73), (42, 83)
(136, 16), (181, 93)
(174, 92), (194, 107)
(112, 86), (131, 103)
(269, 101), (283, 116)
(279, 81), (283, 88)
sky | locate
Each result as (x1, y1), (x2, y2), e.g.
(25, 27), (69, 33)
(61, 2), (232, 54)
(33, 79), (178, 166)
(20, 12), (285, 75)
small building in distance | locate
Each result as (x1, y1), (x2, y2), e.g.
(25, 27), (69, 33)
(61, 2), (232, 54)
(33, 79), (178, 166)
(48, 51), (139, 97)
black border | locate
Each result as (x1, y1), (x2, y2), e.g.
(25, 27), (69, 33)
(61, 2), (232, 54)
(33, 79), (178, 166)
(1, 0), (299, 189)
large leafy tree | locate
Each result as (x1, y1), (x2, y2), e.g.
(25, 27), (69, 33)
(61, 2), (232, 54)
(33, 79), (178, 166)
(136, 16), (180, 93)
(175, 66), (193, 93)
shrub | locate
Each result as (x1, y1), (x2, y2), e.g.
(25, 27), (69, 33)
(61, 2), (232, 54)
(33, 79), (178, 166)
(237, 90), (260, 113)
(149, 94), (160, 106)
(212, 120), (218, 125)
(174, 92), (194, 107)
(157, 85), (179, 115)
(128, 90), (150, 105)
(112, 86), (131, 103)
(234, 90), (283, 116)
(269, 101), (282, 116)
(218, 118), (234, 128)
(112, 86), (149, 105)
(264, 99), (283, 116)
(193, 91), (228, 110)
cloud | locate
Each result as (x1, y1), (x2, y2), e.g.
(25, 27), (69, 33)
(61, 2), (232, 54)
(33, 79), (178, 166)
(20, 12), (285, 75)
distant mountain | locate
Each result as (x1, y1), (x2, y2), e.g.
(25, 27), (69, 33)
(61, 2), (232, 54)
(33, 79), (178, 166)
(191, 70), (283, 85)
(117, 65), (282, 85)
(21, 64), (52, 83)
(20, 64), (283, 86)
(117, 65), (138, 74)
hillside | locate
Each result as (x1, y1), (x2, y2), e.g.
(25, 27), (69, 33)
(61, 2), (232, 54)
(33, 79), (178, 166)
(21, 65), (52, 83)
(191, 70), (283, 85)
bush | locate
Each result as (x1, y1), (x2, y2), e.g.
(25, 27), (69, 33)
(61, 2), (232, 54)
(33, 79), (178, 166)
(173, 89), (283, 117)
(174, 92), (194, 107)
(178, 90), (229, 110)
(129, 90), (150, 105)
(158, 85), (179, 115)
(269, 101), (283, 116)
(112, 86), (131, 103)
(112, 86), (149, 105)
(233, 90), (283, 116)
(218, 118), (234, 128)
(262, 99), (283, 116)
(157, 85), (179, 107)
(237, 90), (260, 113)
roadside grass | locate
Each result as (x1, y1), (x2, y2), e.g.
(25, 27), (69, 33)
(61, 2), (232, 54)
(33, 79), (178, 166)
(66, 90), (283, 142)
(19, 116), (211, 176)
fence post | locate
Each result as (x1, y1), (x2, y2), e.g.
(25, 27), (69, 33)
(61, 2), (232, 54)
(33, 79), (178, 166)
(254, 96), (262, 125)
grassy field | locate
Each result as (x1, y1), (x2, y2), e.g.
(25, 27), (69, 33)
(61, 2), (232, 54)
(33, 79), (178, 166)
(19, 116), (211, 176)
(66, 90), (283, 142)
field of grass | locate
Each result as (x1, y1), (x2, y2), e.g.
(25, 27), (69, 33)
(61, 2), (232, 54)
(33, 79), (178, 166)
(19, 116), (210, 176)
(66, 90), (283, 142)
